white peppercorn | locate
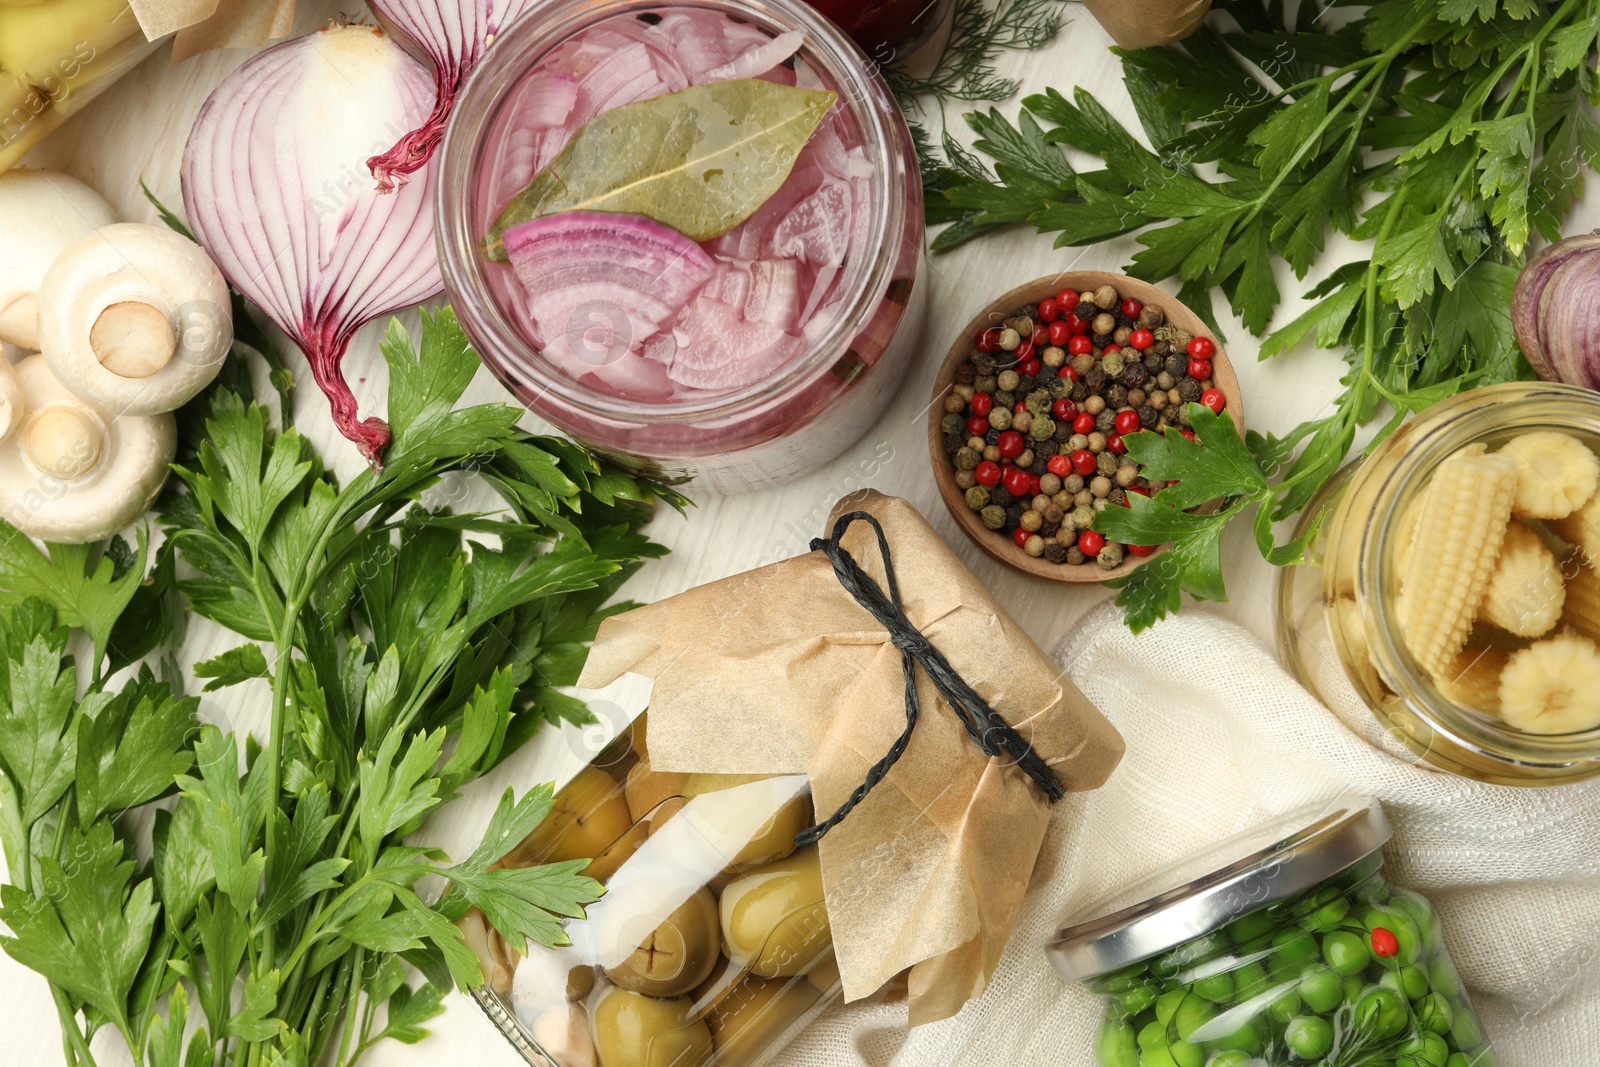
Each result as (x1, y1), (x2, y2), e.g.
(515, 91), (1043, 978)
(989, 408), (1012, 431)
(997, 369), (1021, 391)
(1039, 473), (1062, 495)
(998, 328), (1021, 352)
(1043, 346), (1066, 368)
(1020, 509), (1042, 532)
(1088, 431), (1107, 453)
(1115, 463), (1138, 488)
(943, 394), (965, 414)
(1064, 474), (1085, 493)
(983, 445), (1001, 463)
(955, 384), (975, 401)
(1071, 504), (1095, 528)
(1013, 410), (1032, 433)
(956, 470), (977, 490)
(1068, 433), (1090, 452)
(1024, 534), (1045, 557)
(1090, 475), (1111, 498)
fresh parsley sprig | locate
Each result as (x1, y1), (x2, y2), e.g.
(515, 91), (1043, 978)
(0, 308), (678, 1067)
(927, 0), (1597, 628)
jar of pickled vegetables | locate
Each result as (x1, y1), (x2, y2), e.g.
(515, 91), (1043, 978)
(461, 715), (839, 1067)
(1277, 382), (1600, 785)
(1049, 797), (1495, 1067)
(437, 0), (925, 494)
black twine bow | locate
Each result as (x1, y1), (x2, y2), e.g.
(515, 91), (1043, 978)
(793, 511), (1065, 848)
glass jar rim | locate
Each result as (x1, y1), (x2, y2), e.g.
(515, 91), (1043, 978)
(434, 0), (910, 424)
(1046, 796), (1391, 982)
(1359, 381), (1600, 767)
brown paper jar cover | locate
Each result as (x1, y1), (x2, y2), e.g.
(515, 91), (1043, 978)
(577, 490), (1124, 1024)
(1081, 0), (1212, 48)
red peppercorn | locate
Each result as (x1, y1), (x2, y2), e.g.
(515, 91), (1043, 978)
(969, 392), (993, 416)
(1180, 429), (1197, 442)
(1047, 454), (1072, 476)
(1121, 298), (1142, 319)
(1021, 358), (1042, 377)
(1187, 358), (1213, 381)
(1070, 315), (1092, 336)
(1187, 336), (1216, 359)
(1059, 366), (1080, 382)
(1103, 344), (1123, 356)
(1014, 401), (1027, 413)
(1107, 433), (1125, 455)
(966, 415), (989, 437)
(975, 461), (1001, 487)
(1370, 928), (1399, 959)
(1029, 473), (1041, 496)
(997, 430), (1025, 458)
(1078, 530), (1106, 555)
(975, 328), (999, 353)
(1003, 466), (1032, 497)
(1052, 398), (1076, 420)
(1200, 388), (1226, 414)
(1128, 485), (1152, 498)
(1031, 325), (1049, 347)
(1038, 298), (1061, 323)
(1056, 290), (1079, 314)
(1070, 449), (1096, 476)
(1072, 413), (1095, 435)
(1068, 335), (1093, 355)
(1126, 543), (1156, 557)
(1047, 320), (1072, 348)
(1012, 527), (1030, 548)
(1129, 328), (1155, 350)
(1015, 340), (1035, 363)
(1114, 409), (1141, 436)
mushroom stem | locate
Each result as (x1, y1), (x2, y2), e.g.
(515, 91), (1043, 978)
(25, 405), (101, 480)
(90, 301), (176, 379)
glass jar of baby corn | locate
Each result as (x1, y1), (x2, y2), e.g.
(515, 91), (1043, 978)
(1276, 382), (1600, 784)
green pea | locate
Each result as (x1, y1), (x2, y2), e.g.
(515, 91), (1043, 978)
(1207, 1053), (1253, 1067)
(1167, 1039), (1204, 1067)
(1224, 909), (1276, 945)
(1192, 970), (1234, 1003)
(1395, 1031), (1450, 1067)
(1284, 1016), (1334, 1059)
(1389, 890), (1444, 953)
(1209, 1017), (1264, 1054)
(1451, 1007), (1485, 1050)
(1274, 928), (1320, 967)
(1299, 967), (1343, 1013)
(1324, 930), (1370, 975)
(1344, 974), (1366, 1004)
(1379, 964), (1430, 1000)
(1353, 986), (1409, 1039)
(1429, 956), (1466, 1000)
(1137, 1020), (1169, 1054)
(1093, 1018), (1138, 1067)
(1173, 994), (1215, 1042)
(1301, 897), (1352, 932)
(1230, 962), (1270, 1001)
(1138, 1046), (1179, 1067)
(1119, 982), (1158, 1015)
(1270, 989), (1302, 1023)
(1446, 1056), (1471, 1067)
(1416, 991), (1454, 1034)
(1155, 988), (1186, 1026)
(1090, 968), (1146, 995)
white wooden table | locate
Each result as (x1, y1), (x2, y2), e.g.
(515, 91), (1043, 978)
(5, 3), (1596, 1064)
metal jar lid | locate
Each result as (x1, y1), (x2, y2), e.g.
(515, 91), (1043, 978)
(1046, 796), (1393, 982)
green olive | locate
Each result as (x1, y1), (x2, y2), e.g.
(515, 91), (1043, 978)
(590, 988), (712, 1067)
(680, 774), (814, 873)
(705, 974), (822, 1067)
(605, 887), (721, 997)
(625, 758), (686, 822)
(719, 847), (831, 978)
(505, 765), (632, 866)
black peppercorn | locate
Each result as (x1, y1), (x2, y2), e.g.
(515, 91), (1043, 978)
(1177, 378), (1202, 402)
(994, 390), (1015, 408)
(992, 486), (1015, 507)
(1040, 520), (1058, 538)
(1143, 350), (1163, 371)
(1066, 546), (1087, 565)
(1045, 542), (1070, 564)
(1030, 453), (1050, 476)
(985, 428), (1002, 446)
(1121, 362), (1148, 388)
(1138, 404), (1159, 429)
(1092, 333), (1113, 349)
(1037, 439), (1058, 458)
(1085, 367), (1107, 391)
(1107, 384), (1129, 408)
(943, 433), (963, 455)
(1070, 381), (1090, 402)
(973, 353), (997, 376)
(954, 363), (976, 385)
(1164, 354), (1185, 378)
(1005, 504), (1025, 527)
(1096, 409), (1117, 434)
(1016, 375), (1037, 394)
(1054, 422), (1073, 442)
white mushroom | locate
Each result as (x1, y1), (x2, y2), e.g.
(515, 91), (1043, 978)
(0, 170), (118, 350)
(0, 355), (174, 544)
(0, 358), (22, 443)
(38, 223), (232, 417)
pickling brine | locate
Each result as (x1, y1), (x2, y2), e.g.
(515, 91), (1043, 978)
(437, 0), (924, 492)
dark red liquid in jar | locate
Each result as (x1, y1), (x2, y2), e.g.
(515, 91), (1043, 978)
(805, 0), (955, 63)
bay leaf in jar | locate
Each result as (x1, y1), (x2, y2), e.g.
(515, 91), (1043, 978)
(486, 79), (838, 257)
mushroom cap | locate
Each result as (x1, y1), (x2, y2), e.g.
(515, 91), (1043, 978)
(0, 357), (22, 443)
(39, 223), (233, 417)
(0, 170), (118, 350)
(0, 355), (175, 544)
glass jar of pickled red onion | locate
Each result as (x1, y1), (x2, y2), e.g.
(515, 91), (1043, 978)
(1276, 382), (1600, 785)
(436, 0), (925, 493)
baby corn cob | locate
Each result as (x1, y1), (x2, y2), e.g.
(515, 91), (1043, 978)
(1398, 446), (1517, 677)
(1432, 646), (1509, 714)
(1551, 491), (1600, 566)
(1500, 431), (1600, 521)
(1479, 521), (1565, 637)
(1565, 564), (1600, 644)
(1391, 492), (1425, 574)
(1498, 633), (1600, 735)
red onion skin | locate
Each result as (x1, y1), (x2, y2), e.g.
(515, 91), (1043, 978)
(1513, 230), (1600, 392)
(182, 26), (442, 465)
(367, 0), (541, 191)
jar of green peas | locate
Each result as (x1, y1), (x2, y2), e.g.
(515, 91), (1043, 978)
(1048, 798), (1494, 1067)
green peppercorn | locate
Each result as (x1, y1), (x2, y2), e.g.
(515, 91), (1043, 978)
(1048, 376), (1071, 400)
(1101, 354), (1126, 378)
(994, 389), (1015, 408)
(1097, 451), (1119, 477)
(1097, 542), (1125, 569)
(1026, 389), (1051, 416)
(954, 447), (980, 471)
(940, 413), (963, 435)
(1096, 409), (1117, 434)
(955, 470), (977, 490)
(1072, 505), (1095, 528)
(964, 486), (991, 511)
(975, 375), (998, 393)
(1030, 417), (1056, 441)
(980, 504), (1006, 530)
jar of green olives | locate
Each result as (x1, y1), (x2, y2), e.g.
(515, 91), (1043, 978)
(461, 715), (839, 1067)
(1048, 798), (1495, 1067)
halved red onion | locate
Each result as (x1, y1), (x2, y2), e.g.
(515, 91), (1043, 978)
(502, 212), (713, 376)
(367, 0), (542, 191)
(1512, 230), (1600, 391)
(182, 25), (441, 463)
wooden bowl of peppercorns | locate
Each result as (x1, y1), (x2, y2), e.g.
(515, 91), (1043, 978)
(927, 272), (1244, 582)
